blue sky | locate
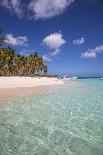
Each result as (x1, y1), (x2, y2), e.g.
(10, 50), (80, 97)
(0, 0), (103, 76)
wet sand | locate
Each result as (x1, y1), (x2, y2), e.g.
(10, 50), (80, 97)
(0, 85), (59, 101)
(0, 82), (80, 101)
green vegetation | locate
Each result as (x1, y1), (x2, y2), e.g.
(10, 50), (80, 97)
(0, 27), (5, 47)
(0, 28), (48, 76)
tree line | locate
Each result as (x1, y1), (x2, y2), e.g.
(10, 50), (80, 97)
(0, 27), (48, 76)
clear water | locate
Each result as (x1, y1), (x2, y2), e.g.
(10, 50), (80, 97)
(0, 79), (103, 155)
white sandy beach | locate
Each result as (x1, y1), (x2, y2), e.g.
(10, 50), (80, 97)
(0, 76), (64, 89)
(0, 77), (79, 101)
(0, 77), (64, 100)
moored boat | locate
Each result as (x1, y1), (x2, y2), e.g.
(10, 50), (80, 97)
(100, 77), (103, 80)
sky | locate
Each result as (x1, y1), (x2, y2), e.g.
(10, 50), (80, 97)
(0, 0), (103, 76)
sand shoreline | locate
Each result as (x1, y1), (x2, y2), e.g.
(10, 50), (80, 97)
(0, 76), (64, 89)
(0, 77), (64, 101)
(0, 85), (62, 101)
(0, 77), (79, 101)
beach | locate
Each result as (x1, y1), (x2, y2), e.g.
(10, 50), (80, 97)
(0, 76), (65, 100)
(0, 77), (80, 101)
(0, 76), (64, 88)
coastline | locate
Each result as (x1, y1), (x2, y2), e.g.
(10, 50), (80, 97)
(0, 76), (64, 89)
(0, 76), (64, 101)
(0, 85), (61, 101)
(0, 77), (79, 101)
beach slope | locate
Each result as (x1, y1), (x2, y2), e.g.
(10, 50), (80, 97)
(0, 77), (64, 100)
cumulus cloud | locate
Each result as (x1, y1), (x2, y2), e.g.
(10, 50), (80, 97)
(28, 0), (74, 19)
(81, 45), (103, 58)
(43, 33), (66, 49)
(73, 37), (85, 45)
(0, 0), (23, 17)
(4, 34), (28, 46)
(42, 33), (66, 61)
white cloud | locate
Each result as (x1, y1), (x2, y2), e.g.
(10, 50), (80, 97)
(0, 0), (75, 19)
(73, 37), (85, 45)
(81, 45), (103, 58)
(43, 49), (61, 61)
(81, 51), (96, 58)
(5, 34), (28, 46)
(42, 33), (66, 61)
(0, 0), (23, 17)
(42, 55), (52, 61)
(49, 49), (60, 56)
(43, 33), (66, 49)
(28, 0), (74, 19)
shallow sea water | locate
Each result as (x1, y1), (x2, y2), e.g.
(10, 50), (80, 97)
(0, 79), (103, 155)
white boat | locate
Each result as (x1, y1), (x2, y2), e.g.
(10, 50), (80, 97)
(63, 75), (68, 78)
(72, 77), (77, 79)
(100, 77), (103, 80)
(63, 75), (71, 79)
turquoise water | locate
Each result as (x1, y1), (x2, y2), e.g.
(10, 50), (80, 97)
(0, 79), (103, 155)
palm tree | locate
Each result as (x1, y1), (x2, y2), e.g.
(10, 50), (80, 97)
(0, 27), (5, 47)
(43, 65), (48, 75)
(14, 54), (26, 76)
(4, 47), (15, 76)
(0, 49), (48, 76)
(0, 48), (7, 75)
(33, 52), (45, 73)
(0, 26), (48, 76)
(0, 47), (48, 76)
